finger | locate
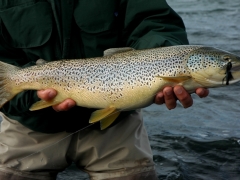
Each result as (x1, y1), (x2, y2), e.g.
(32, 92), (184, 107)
(154, 91), (165, 105)
(173, 85), (193, 108)
(52, 99), (76, 112)
(163, 87), (177, 110)
(196, 88), (209, 98)
(37, 88), (57, 101)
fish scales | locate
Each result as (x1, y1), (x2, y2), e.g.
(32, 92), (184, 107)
(7, 46), (199, 110)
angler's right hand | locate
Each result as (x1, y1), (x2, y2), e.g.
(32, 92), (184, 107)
(37, 89), (76, 112)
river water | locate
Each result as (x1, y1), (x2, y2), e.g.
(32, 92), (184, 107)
(57, 0), (240, 179)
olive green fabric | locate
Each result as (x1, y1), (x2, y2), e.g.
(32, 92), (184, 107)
(0, 0), (188, 133)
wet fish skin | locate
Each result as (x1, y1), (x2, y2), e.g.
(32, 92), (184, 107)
(0, 45), (240, 129)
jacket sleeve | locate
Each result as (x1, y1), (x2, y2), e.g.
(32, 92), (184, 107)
(119, 0), (189, 49)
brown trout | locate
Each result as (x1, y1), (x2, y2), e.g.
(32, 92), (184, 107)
(0, 45), (240, 129)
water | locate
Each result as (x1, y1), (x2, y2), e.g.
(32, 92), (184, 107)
(1, 0), (239, 179)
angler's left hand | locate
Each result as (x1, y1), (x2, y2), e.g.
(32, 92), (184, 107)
(154, 85), (209, 110)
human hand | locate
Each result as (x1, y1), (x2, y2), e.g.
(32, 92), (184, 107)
(154, 85), (209, 110)
(37, 88), (76, 112)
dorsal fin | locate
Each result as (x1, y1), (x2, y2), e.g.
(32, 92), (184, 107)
(36, 59), (48, 65)
(104, 47), (135, 56)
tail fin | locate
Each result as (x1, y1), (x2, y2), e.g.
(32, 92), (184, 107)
(0, 61), (21, 108)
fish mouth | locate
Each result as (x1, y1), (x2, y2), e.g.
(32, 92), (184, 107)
(230, 79), (240, 83)
(206, 78), (240, 85)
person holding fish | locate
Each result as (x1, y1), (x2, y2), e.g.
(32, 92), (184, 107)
(0, 0), (209, 180)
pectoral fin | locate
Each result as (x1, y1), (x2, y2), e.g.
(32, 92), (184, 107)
(100, 111), (121, 130)
(157, 76), (191, 84)
(30, 100), (61, 111)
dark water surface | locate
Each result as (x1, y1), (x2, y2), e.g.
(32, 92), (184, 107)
(58, 0), (240, 179)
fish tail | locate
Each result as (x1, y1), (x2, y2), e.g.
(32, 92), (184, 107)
(0, 61), (21, 108)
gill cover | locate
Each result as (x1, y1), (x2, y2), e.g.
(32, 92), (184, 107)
(186, 47), (233, 86)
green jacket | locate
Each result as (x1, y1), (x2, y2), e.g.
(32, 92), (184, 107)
(0, 0), (188, 133)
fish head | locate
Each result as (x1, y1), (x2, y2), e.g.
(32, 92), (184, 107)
(186, 47), (240, 87)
